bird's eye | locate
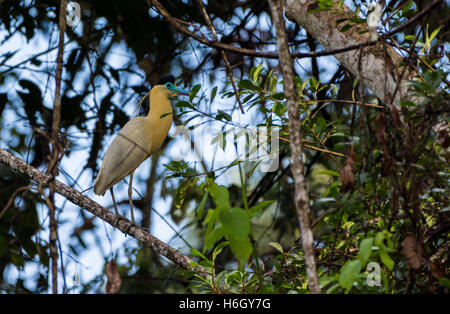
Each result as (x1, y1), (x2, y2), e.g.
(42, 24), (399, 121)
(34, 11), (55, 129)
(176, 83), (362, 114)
(165, 82), (173, 88)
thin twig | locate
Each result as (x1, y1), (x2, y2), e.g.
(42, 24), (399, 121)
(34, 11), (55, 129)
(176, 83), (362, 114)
(0, 186), (34, 220)
(268, 0), (321, 294)
(194, 0), (244, 114)
(148, 0), (441, 60)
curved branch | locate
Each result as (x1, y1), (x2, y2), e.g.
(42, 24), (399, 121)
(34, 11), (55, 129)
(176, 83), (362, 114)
(0, 148), (207, 277)
(149, 0), (440, 62)
(148, 0), (378, 60)
(194, 0), (244, 114)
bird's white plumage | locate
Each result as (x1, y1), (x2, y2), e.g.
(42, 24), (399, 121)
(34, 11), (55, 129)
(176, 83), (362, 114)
(93, 84), (174, 196)
(94, 117), (151, 195)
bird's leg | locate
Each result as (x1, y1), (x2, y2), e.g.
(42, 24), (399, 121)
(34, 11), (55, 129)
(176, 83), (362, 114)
(110, 188), (120, 227)
(128, 171), (136, 226)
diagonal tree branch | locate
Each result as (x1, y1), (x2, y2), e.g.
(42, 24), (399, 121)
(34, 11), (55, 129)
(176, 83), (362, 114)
(0, 148), (207, 278)
(268, 0), (321, 294)
(149, 0), (378, 60)
(149, 0), (439, 64)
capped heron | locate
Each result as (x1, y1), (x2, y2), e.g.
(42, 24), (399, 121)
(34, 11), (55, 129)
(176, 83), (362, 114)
(94, 74), (188, 226)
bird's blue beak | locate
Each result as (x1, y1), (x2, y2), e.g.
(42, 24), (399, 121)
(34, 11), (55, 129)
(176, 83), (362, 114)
(168, 85), (189, 96)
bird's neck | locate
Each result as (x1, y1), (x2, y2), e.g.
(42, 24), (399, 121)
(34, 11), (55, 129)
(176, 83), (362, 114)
(148, 86), (173, 119)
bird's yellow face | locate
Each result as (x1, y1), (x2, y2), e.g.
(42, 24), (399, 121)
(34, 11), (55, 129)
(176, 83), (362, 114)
(163, 82), (189, 97)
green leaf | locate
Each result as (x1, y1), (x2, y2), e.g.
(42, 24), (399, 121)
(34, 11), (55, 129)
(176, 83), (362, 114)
(352, 76), (359, 89)
(270, 75), (278, 94)
(194, 274), (211, 285)
(374, 231), (385, 246)
(175, 100), (193, 109)
(428, 26), (442, 47)
(309, 76), (320, 91)
(174, 178), (198, 211)
(205, 226), (225, 251)
(269, 242), (283, 254)
(212, 241), (229, 261)
(210, 132), (226, 150)
(400, 100), (416, 107)
(340, 24), (352, 32)
(163, 160), (189, 174)
(188, 260), (201, 269)
(190, 248), (207, 260)
(189, 84), (201, 102)
(196, 191), (208, 218)
(314, 170), (340, 177)
(253, 64), (263, 82)
(379, 246), (394, 271)
(358, 237), (373, 266)
(272, 102), (286, 116)
(404, 35), (417, 41)
(208, 183), (231, 208)
(339, 259), (363, 292)
(335, 18), (347, 25)
(374, 232), (394, 271)
(242, 94), (254, 104)
(219, 207), (253, 266)
(320, 274), (338, 288)
(299, 79), (308, 95)
(215, 110), (231, 122)
(315, 117), (327, 132)
(239, 79), (262, 92)
(439, 277), (450, 288)
(226, 270), (243, 285)
(210, 86), (218, 105)
(401, 0), (413, 16)
(204, 208), (216, 225)
(247, 161), (261, 179)
(326, 283), (341, 294)
(248, 200), (274, 217)
(160, 112), (172, 119)
(329, 132), (346, 138)
(204, 208), (219, 250)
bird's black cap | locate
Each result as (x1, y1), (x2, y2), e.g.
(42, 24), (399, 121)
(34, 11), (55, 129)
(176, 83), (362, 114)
(156, 74), (175, 85)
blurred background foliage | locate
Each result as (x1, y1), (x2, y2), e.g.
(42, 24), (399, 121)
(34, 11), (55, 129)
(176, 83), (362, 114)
(0, 0), (448, 293)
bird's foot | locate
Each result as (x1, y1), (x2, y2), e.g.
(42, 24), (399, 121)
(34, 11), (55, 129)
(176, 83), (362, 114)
(113, 216), (120, 229)
(124, 219), (137, 234)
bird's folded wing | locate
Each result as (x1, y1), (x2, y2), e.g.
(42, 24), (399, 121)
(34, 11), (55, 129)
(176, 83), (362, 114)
(94, 118), (151, 195)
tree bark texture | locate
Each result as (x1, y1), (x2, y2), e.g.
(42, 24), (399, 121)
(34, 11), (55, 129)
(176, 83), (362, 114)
(269, 0), (321, 294)
(282, 0), (414, 105)
(0, 148), (207, 277)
